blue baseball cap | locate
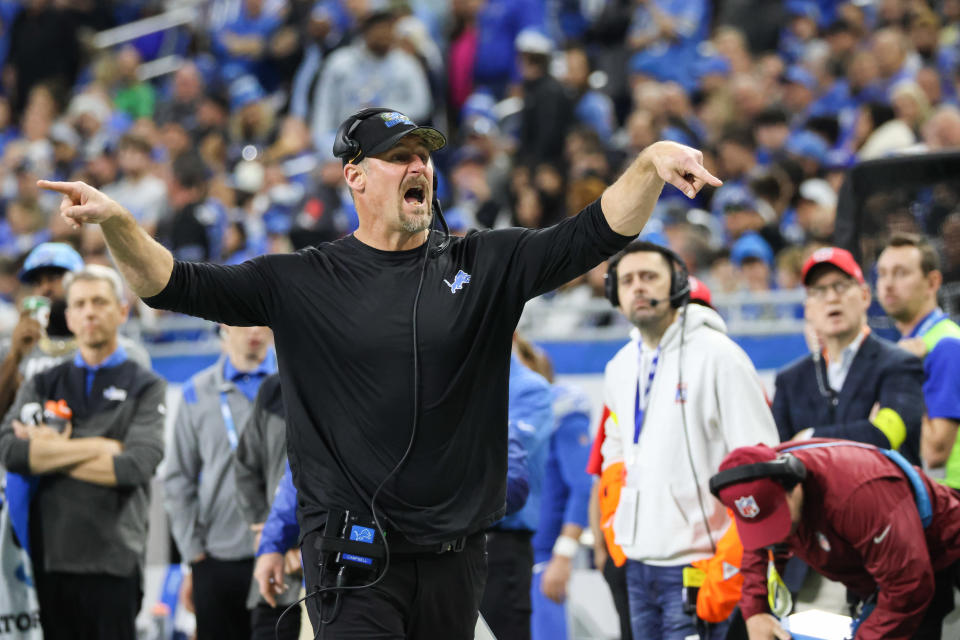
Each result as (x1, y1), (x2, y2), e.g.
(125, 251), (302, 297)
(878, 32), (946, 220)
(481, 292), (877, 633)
(786, 0), (820, 21)
(19, 243), (84, 283)
(784, 66), (817, 92)
(462, 92), (496, 121)
(229, 75), (265, 111)
(694, 55), (732, 79)
(824, 148), (855, 171)
(731, 233), (774, 267)
(712, 184), (758, 217)
(629, 51), (672, 82)
(785, 130), (829, 165)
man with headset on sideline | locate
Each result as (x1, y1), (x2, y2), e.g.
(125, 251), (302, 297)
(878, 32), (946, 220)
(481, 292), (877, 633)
(36, 107), (720, 638)
(163, 324), (276, 640)
(586, 275), (715, 640)
(711, 439), (960, 640)
(875, 233), (960, 483)
(598, 240), (778, 639)
(772, 247), (925, 462)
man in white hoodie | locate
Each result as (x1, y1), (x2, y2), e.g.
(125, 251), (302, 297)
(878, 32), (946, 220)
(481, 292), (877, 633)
(599, 241), (779, 640)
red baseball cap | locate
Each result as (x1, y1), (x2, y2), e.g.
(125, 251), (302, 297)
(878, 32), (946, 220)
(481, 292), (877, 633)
(801, 247), (864, 285)
(688, 276), (713, 308)
(715, 444), (793, 550)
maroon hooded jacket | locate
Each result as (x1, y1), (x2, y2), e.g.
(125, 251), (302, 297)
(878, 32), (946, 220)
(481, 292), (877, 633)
(740, 440), (960, 639)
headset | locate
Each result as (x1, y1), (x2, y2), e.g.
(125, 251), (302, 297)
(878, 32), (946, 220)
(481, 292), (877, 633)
(708, 454), (807, 498)
(333, 108), (450, 257)
(604, 241), (691, 308)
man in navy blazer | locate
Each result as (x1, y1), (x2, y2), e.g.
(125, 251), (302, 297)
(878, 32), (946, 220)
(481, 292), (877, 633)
(773, 247), (924, 465)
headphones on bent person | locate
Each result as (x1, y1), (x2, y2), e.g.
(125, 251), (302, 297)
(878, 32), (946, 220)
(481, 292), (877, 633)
(604, 241), (691, 308)
(333, 107), (450, 257)
(708, 454), (807, 499)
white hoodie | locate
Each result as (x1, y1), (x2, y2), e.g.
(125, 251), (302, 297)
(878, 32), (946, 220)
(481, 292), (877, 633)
(600, 304), (778, 565)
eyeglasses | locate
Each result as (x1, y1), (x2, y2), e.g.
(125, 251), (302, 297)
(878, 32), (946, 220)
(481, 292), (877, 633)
(806, 278), (856, 299)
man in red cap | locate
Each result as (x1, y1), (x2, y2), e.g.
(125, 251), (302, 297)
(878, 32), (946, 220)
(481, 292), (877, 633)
(710, 439), (960, 639)
(771, 247), (924, 464)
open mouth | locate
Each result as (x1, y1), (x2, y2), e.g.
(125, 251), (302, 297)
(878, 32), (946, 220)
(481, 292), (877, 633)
(404, 186), (426, 205)
(826, 309), (843, 320)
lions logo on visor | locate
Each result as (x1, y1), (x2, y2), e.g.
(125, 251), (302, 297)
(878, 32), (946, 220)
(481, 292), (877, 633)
(380, 112), (414, 128)
(735, 496), (760, 519)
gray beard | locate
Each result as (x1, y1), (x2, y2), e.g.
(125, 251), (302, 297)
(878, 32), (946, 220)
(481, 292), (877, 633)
(398, 208), (432, 234)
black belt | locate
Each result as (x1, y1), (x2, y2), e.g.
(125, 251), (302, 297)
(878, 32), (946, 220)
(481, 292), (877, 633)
(310, 526), (471, 558)
(386, 532), (471, 555)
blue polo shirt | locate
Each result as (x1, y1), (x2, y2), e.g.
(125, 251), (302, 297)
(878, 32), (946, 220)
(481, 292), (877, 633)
(223, 348), (277, 401)
(74, 345), (128, 396)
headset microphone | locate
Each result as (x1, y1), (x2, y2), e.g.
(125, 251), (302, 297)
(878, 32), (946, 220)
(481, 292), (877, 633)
(647, 298), (661, 307)
(430, 172), (450, 258)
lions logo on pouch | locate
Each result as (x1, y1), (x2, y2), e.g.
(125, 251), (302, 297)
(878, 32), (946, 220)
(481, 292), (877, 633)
(735, 495), (760, 518)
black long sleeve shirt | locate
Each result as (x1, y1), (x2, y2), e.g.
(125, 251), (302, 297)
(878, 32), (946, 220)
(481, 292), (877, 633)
(144, 199), (631, 544)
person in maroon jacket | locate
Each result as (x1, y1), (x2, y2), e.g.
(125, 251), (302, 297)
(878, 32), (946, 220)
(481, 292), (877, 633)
(708, 438), (960, 640)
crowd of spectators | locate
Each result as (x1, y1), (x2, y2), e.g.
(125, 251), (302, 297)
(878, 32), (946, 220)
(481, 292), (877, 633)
(1, 0), (960, 335)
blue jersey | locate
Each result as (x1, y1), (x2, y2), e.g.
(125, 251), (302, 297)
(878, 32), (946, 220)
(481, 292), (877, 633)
(258, 463), (298, 555)
(531, 383), (594, 562)
(496, 355), (555, 533)
(910, 310), (960, 490)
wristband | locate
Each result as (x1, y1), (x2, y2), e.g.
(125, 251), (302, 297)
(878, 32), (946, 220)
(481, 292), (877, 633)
(552, 535), (579, 559)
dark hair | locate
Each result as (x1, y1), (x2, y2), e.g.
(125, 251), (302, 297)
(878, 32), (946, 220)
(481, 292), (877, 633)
(750, 172), (782, 203)
(117, 133), (152, 155)
(719, 125), (755, 150)
(172, 152), (210, 191)
(609, 240), (675, 274)
(865, 102), (896, 129)
(361, 10), (394, 32)
(754, 107), (789, 127)
(881, 232), (940, 275)
(806, 116), (840, 147)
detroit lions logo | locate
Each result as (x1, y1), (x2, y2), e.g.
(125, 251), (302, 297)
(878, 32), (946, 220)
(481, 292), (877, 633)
(380, 112), (414, 127)
(443, 270), (471, 293)
(350, 525), (375, 543)
(735, 495), (760, 518)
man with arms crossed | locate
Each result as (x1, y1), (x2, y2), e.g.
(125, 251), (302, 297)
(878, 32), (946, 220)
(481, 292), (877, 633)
(0, 266), (165, 639)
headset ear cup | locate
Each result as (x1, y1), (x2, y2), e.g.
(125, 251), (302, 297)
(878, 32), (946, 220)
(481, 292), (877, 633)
(604, 269), (618, 307)
(333, 118), (357, 159)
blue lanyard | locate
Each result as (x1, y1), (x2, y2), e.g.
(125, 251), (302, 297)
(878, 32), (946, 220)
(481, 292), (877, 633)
(782, 441), (931, 527)
(633, 347), (660, 444)
(908, 308), (947, 339)
(219, 391), (239, 451)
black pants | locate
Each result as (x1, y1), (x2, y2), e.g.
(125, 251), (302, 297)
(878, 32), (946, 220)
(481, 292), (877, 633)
(34, 570), (140, 640)
(911, 564), (957, 640)
(848, 562), (957, 640)
(602, 558), (634, 640)
(192, 556), (254, 640)
(479, 530), (533, 640)
(301, 529), (487, 639)
(251, 601), (302, 640)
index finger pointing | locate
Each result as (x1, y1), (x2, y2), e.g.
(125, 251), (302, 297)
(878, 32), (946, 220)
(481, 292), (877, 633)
(37, 180), (81, 198)
(684, 162), (722, 188)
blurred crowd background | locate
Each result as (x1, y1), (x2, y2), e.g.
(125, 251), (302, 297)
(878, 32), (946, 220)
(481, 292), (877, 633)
(1, 0), (960, 335)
